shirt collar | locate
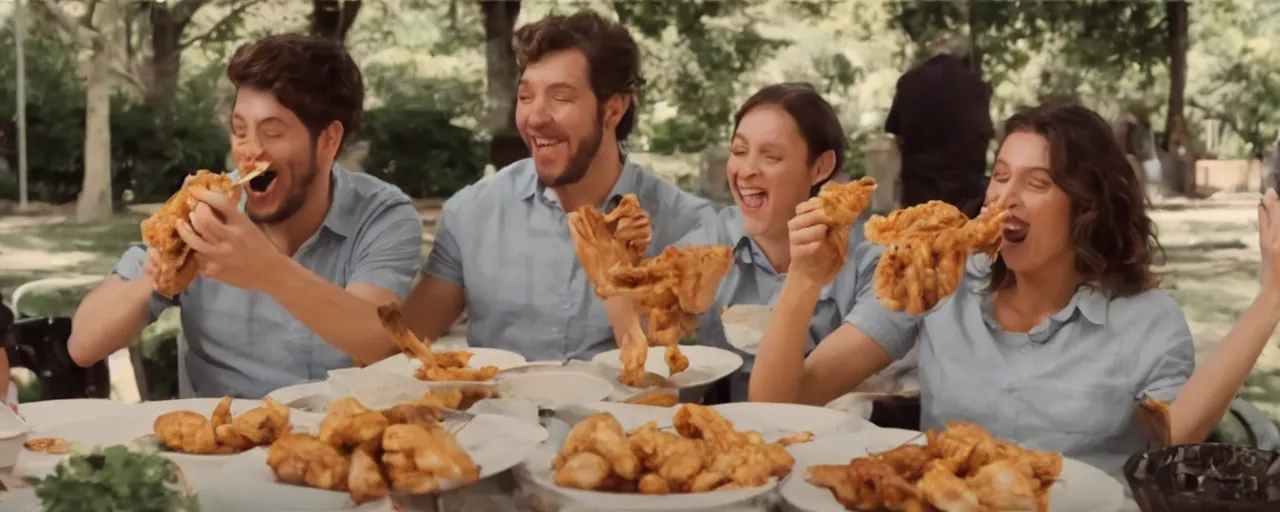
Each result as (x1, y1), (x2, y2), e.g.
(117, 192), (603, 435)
(969, 254), (1109, 342)
(519, 157), (643, 209)
(318, 163), (359, 238)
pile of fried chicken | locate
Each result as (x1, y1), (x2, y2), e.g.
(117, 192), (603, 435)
(140, 164), (268, 297)
(568, 194), (734, 386)
(152, 396), (290, 455)
(807, 422), (1063, 512)
(864, 200), (1009, 314)
(266, 396), (481, 503)
(377, 304), (499, 382)
(552, 403), (811, 495)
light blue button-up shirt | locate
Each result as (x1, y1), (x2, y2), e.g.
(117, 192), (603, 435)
(681, 206), (920, 401)
(423, 158), (715, 361)
(112, 165), (424, 399)
(876, 254), (1196, 475)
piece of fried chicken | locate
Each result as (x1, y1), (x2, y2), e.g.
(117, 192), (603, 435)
(604, 246), (734, 375)
(377, 303), (498, 382)
(140, 170), (237, 297)
(214, 398), (291, 452)
(267, 433), (351, 492)
(867, 200), (1009, 314)
(381, 423), (481, 493)
(816, 178), (878, 262)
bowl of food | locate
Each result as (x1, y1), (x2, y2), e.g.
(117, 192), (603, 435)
(1123, 443), (1280, 512)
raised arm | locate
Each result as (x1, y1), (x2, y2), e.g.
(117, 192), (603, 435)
(68, 246), (167, 367)
(1161, 192), (1280, 443)
(405, 200), (468, 341)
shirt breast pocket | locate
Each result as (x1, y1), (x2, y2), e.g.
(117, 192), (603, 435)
(1016, 384), (1131, 453)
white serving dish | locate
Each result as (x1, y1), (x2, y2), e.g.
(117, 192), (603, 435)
(0, 404), (31, 468)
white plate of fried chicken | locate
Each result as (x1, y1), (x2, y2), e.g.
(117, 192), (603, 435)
(781, 425), (1125, 512)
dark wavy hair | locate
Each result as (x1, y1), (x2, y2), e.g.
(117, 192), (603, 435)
(732, 83), (845, 196)
(989, 102), (1161, 297)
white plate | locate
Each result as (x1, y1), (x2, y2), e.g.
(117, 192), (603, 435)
(265, 381), (330, 406)
(709, 402), (872, 440)
(519, 445), (776, 511)
(14, 398), (280, 480)
(779, 429), (1126, 512)
(495, 371), (614, 409)
(364, 348), (528, 379)
(202, 413), (548, 510)
(16, 399), (133, 431)
(591, 345), (743, 389)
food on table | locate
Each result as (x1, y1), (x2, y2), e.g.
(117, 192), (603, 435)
(139, 163), (267, 298)
(806, 421), (1063, 511)
(552, 403), (807, 495)
(624, 390), (680, 407)
(1137, 394), (1173, 448)
(815, 178), (878, 263)
(29, 444), (197, 512)
(415, 387), (494, 411)
(377, 303), (499, 382)
(266, 397), (480, 503)
(24, 437), (71, 455)
(600, 246), (734, 383)
(864, 200), (1009, 314)
(568, 194), (655, 387)
(151, 396), (290, 455)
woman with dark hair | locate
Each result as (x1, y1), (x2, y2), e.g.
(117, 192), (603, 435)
(750, 102), (1280, 475)
(674, 83), (916, 401)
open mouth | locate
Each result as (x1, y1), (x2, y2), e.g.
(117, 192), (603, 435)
(248, 171), (277, 193)
(531, 137), (564, 151)
(737, 186), (766, 211)
(1003, 219), (1029, 244)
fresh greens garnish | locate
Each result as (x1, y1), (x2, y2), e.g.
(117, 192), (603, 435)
(25, 444), (199, 512)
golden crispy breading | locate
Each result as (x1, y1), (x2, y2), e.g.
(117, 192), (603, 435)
(154, 411), (220, 455)
(808, 422), (1063, 512)
(348, 448), (390, 503)
(377, 303), (498, 383)
(816, 178), (878, 264)
(213, 398), (291, 452)
(267, 433), (350, 492)
(381, 423), (481, 493)
(552, 405), (799, 495)
(153, 398), (289, 455)
(24, 437), (71, 455)
(141, 170), (239, 297)
(867, 201), (1010, 314)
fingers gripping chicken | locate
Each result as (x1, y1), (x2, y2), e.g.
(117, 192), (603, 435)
(816, 178), (878, 263)
(141, 170), (237, 297)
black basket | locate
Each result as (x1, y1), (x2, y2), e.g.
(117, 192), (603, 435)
(1123, 443), (1280, 512)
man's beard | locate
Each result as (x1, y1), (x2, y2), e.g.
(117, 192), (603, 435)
(543, 117), (604, 188)
(248, 152), (318, 225)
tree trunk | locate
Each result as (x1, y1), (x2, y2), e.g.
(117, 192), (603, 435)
(481, 0), (527, 169)
(312, 0), (362, 41)
(77, 38), (114, 222)
(148, 4), (191, 108)
(964, 0), (982, 76)
(1163, 1), (1190, 196)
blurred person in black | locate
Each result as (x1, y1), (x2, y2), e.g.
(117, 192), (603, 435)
(885, 38), (993, 218)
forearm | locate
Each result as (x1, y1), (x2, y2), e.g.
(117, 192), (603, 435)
(404, 277), (466, 341)
(262, 257), (399, 364)
(1170, 292), (1280, 444)
(604, 296), (643, 345)
(68, 277), (153, 367)
(748, 276), (823, 404)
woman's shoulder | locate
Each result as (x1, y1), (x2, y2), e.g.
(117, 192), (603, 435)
(1105, 287), (1182, 320)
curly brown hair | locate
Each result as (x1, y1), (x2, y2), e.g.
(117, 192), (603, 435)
(513, 11), (644, 141)
(989, 102), (1161, 297)
(226, 35), (364, 152)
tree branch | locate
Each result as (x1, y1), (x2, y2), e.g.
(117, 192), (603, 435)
(81, 0), (101, 28)
(33, 0), (100, 46)
(179, 0), (263, 49)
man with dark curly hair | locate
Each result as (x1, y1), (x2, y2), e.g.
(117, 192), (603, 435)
(403, 11), (715, 362)
(68, 35), (422, 398)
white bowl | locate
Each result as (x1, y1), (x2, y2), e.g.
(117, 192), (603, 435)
(0, 405), (31, 468)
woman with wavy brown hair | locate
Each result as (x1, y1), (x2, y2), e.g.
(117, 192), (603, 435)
(749, 101), (1280, 475)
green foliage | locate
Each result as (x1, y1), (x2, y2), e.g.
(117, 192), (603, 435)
(619, 0), (787, 154)
(0, 25), (228, 205)
(28, 445), (198, 512)
(362, 68), (487, 197)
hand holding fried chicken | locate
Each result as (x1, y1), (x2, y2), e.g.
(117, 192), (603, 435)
(865, 200), (1009, 314)
(141, 170), (241, 297)
(788, 179), (878, 287)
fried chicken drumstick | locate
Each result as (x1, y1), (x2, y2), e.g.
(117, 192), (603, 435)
(816, 178), (878, 263)
(864, 200), (1009, 314)
(568, 194), (657, 386)
(376, 304), (499, 382)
